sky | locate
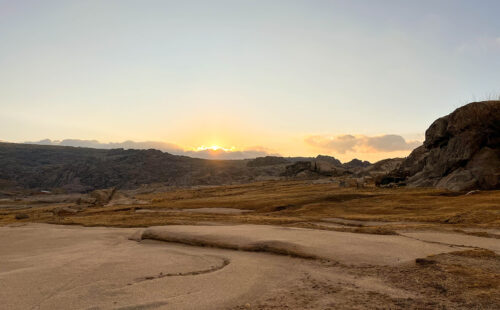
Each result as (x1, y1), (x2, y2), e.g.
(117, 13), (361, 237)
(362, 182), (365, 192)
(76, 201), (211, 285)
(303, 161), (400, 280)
(1, 0), (499, 161)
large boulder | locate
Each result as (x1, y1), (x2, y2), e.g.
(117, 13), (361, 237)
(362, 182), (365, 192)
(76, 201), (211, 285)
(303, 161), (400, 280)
(282, 161), (315, 177)
(381, 101), (500, 191)
(315, 155), (342, 167)
(357, 158), (404, 179)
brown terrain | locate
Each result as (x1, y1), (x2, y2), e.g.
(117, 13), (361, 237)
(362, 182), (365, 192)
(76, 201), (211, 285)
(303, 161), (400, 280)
(1, 182), (499, 309)
(1, 101), (499, 309)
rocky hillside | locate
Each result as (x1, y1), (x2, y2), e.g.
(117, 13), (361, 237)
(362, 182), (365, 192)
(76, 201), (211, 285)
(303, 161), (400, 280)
(0, 143), (287, 192)
(381, 101), (500, 191)
(246, 156), (289, 167)
(0, 143), (381, 192)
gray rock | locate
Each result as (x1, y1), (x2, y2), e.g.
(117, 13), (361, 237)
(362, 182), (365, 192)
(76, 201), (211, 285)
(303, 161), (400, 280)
(315, 155), (342, 167)
(381, 101), (500, 191)
(342, 158), (371, 169)
(358, 158), (404, 178)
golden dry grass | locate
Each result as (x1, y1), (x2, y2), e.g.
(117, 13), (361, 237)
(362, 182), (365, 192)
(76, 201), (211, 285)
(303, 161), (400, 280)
(1, 180), (499, 230)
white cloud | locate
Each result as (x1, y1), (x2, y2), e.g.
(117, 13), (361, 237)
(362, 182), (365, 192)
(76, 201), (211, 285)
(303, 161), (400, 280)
(305, 134), (421, 154)
(184, 149), (273, 160)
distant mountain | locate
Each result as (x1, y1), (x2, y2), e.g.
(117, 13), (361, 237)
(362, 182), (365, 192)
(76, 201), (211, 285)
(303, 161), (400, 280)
(24, 139), (273, 160)
(0, 143), (378, 192)
(0, 143), (283, 192)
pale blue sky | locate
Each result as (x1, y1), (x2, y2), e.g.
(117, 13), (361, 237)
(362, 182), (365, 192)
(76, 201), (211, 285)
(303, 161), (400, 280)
(1, 0), (499, 160)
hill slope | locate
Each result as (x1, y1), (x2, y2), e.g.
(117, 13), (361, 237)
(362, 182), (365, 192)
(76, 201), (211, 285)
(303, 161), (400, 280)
(0, 143), (288, 191)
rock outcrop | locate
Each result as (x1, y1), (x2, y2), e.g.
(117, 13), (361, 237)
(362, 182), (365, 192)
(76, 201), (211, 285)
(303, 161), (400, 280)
(343, 158), (371, 170)
(246, 156), (289, 167)
(315, 155), (342, 167)
(381, 101), (500, 191)
(282, 160), (350, 178)
(282, 161), (316, 178)
(357, 158), (404, 179)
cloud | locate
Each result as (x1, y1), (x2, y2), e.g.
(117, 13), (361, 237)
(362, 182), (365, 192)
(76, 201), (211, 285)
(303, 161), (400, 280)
(184, 149), (272, 160)
(25, 139), (275, 160)
(184, 145), (278, 160)
(305, 134), (421, 154)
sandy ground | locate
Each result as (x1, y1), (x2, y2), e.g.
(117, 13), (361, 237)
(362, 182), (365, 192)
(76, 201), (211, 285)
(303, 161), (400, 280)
(0, 224), (306, 310)
(1, 223), (499, 309)
(139, 224), (461, 265)
(400, 231), (500, 253)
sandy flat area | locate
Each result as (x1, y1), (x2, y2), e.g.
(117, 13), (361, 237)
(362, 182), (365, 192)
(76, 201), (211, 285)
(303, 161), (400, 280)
(400, 231), (500, 253)
(0, 224), (303, 310)
(139, 224), (460, 265)
(1, 223), (498, 309)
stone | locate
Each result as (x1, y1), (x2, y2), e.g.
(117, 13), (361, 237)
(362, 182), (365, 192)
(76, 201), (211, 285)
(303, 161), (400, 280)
(380, 101), (500, 191)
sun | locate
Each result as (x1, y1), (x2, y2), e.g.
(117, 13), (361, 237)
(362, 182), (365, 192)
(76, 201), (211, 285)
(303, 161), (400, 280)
(195, 145), (236, 152)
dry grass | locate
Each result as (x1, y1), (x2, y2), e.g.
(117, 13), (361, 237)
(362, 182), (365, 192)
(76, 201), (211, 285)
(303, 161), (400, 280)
(1, 180), (499, 230)
(389, 249), (500, 308)
(232, 248), (500, 309)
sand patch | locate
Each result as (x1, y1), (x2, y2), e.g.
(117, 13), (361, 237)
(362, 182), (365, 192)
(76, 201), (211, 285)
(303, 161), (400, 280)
(2, 223), (496, 309)
(0, 224), (300, 310)
(138, 224), (461, 266)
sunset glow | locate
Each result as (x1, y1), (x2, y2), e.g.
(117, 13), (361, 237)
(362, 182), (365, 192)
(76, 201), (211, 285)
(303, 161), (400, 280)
(1, 2), (498, 308)
(1, 1), (499, 162)
(195, 145), (236, 152)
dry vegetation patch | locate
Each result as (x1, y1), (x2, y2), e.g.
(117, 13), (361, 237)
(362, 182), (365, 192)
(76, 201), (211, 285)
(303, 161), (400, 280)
(394, 250), (500, 308)
(1, 181), (499, 230)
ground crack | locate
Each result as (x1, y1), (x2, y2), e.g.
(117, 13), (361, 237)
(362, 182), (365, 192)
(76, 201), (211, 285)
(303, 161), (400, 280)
(399, 233), (485, 251)
(134, 257), (230, 283)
